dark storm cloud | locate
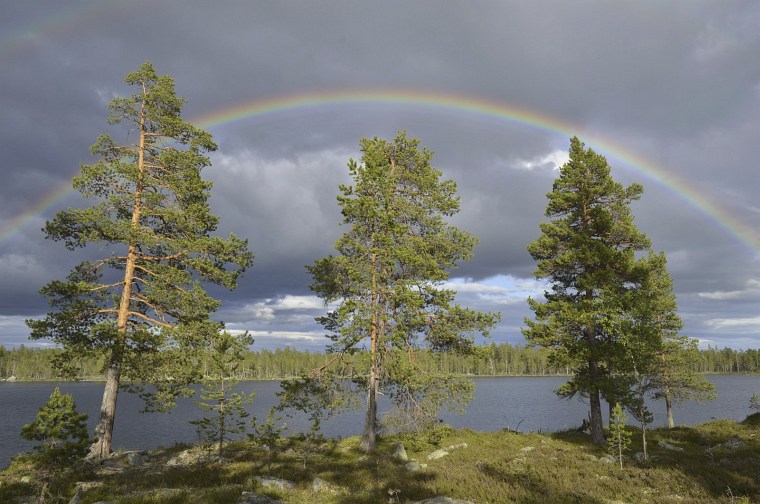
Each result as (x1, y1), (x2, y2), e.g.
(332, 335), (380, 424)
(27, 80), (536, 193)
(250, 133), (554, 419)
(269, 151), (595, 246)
(2, 1), (759, 350)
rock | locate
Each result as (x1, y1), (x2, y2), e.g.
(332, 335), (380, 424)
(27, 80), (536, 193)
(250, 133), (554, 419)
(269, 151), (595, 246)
(520, 446), (535, 452)
(126, 451), (148, 467)
(427, 448), (449, 460)
(657, 441), (684, 452)
(634, 452), (646, 463)
(393, 442), (409, 461)
(312, 477), (330, 492)
(405, 461), (428, 471)
(255, 476), (296, 491)
(411, 497), (475, 504)
(237, 492), (283, 504)
(166, 449), (206, 466)
(427, 443), (468, 460)
(721, 436), (744, 450)
(599, 455), (617, 464)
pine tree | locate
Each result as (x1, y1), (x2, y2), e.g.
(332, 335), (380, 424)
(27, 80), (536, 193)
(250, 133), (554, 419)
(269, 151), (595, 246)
(21, 387), (91, 467)
(26, 62), (252, 459)
(190, 331), (255, 460)
(307, 132), (498, 452)
(632, 252), (715, 428)
(607, 402), (631, 469)
(523, 137), (650, 444)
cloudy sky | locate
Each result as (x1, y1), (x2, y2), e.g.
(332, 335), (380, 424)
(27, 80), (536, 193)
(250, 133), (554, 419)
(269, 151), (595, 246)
(1, 1), (759, 351)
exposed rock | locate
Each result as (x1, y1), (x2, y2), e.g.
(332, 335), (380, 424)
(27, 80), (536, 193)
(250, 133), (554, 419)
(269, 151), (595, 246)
(166, 448), (206, 466)
(634, 452), (646, 463)
(427, 448), (449, 460)
(520, 446), (535, 452)
(405, 461), (428, 471)
(237, 492), (283, 504)
(127, 451), (148, 467)
(427, 442), (468, 460)
(393, 442), (409, 461)
(255, 476), (296, 491)
(657, 441), (684, 452)
(599, 455), (617, 464)
(312, 477), (331, 492)
(411, 497), (475, 504)
(721, 436), (745, 450)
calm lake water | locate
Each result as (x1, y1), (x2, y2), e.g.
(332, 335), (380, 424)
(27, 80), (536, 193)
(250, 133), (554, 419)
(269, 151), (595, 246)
(1, 375), (758, 469)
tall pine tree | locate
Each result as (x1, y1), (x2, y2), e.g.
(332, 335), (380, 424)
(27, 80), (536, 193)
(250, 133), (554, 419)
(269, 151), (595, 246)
(27, 62), (252, 459)
(308, 132), (498, 452)
(523, 137), (650, 444)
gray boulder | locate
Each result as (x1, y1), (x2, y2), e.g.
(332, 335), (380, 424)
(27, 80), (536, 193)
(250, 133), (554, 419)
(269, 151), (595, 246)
(427, 442), (468, 460)
(405, 461), (428, 472)
(721, 436), (744, 450)
(312, 477), (331, 492)
(254, 476), (296, 491)
(657, 441), (684, 452)
(411, 497), (475, 504)
(393, 442), (409, 461)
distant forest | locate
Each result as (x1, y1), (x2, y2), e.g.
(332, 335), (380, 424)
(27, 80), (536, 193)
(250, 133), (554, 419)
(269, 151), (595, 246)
(1, 343), (758, 381)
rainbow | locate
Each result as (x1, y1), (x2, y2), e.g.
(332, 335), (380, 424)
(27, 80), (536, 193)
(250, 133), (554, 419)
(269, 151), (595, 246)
(2, 89), (759, 258)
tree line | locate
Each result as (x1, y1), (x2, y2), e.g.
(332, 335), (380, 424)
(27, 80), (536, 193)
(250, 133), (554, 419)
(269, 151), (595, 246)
(2, 343), (757, 381)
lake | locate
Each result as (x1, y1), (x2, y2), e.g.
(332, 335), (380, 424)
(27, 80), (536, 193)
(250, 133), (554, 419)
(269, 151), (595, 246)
(1, 375), (758, 469)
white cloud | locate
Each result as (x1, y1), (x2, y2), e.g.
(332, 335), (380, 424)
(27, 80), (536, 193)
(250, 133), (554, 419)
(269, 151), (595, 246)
(704, 316), (760, 331)
(515, 149), (569, 171)
(221, 295), (329, 323)
(226, 329), (327, 350)
(446, 275), (547, 306)
(698, 278), (760, 301)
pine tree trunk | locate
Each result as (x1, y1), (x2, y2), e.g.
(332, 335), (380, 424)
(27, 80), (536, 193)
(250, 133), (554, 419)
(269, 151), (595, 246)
(88, 360), (121, 459)
(589, 388), (605, 445)
(360, 361), (379, 452)
(587, 327), (605, 445)
(642, 422), (648, 461)
(665, 392), (675, 428)
(360, 252), (380, 453)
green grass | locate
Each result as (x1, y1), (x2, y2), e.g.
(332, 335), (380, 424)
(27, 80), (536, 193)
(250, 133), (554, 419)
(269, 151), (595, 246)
(2, 417), (759, 504)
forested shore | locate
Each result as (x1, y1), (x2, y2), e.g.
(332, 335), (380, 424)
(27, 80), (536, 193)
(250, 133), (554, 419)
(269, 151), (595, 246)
(2, 343), (758, 381)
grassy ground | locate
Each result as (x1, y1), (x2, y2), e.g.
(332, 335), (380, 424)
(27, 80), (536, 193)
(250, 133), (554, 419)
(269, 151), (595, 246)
(2, 415), (759, 504)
